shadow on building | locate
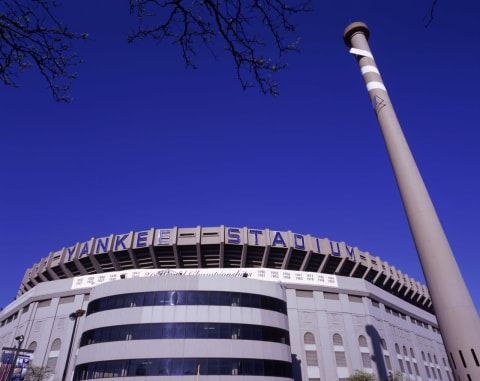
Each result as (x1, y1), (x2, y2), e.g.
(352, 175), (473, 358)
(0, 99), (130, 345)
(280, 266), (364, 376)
(366, 324), (388, 381)
(291, 354), (302, 381)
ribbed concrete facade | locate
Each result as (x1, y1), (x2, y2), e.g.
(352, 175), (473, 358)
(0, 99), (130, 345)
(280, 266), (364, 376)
(0, 226), (452, 381)
(75, 276), (291, 381)
(18, 226), (432, 312)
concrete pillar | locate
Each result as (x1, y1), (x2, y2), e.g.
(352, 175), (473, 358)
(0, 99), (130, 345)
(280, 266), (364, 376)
(343, 22), (480, 381)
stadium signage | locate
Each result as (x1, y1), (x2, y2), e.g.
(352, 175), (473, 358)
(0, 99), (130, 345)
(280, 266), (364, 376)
(65, 227), (357, 262)
(71, 268), (339, 290)
(225, 228), (355, 259)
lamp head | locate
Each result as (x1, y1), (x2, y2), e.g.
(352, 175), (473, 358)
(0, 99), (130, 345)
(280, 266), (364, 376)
(69, 309), (86, 320)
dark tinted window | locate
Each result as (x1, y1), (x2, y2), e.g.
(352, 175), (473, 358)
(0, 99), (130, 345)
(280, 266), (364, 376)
(163, 323), (174, 339)
(197, 291), (209, 305)
(74, 358), (292, 380)
(81, 323), (289, 346)
(87, 291), (286, 315)
(187, 291), (198, 305)
(143, 292), (155, 306)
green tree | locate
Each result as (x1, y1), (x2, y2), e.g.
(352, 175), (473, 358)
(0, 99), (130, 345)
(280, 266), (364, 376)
(24, 365), (53, 381)
(347, 370), (376, 381)
(386, 371), (413, 381)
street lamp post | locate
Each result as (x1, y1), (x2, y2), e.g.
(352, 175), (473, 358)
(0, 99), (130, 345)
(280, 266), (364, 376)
(61, 309), (86, 381)
(343, 22), (480, 381)
(4, 335), (25, 381)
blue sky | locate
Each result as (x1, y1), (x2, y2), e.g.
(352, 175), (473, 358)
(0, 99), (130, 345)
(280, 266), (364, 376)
(1, 0), (479, 314)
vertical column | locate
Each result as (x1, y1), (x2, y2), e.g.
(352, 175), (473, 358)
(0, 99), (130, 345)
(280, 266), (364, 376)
(343, 22), (480, 381)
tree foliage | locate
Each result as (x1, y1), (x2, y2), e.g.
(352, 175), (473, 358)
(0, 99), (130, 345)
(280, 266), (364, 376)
(386, 371), (413, 381)
(0, 0), (87, 101)
(347, 370), (376, 381)
(24, 365), (53, 381)
(345, 370), (414, 381)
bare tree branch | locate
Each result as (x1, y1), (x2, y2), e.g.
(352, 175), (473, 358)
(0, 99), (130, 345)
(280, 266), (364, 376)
(0, 0), (86, 102)
(423, 0), (438, 28)
(129, 0), (311, 96)
(1, 1), (437, 100)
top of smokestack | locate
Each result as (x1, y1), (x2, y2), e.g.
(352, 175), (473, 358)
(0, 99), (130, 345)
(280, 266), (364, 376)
(343, 22), (369, 47)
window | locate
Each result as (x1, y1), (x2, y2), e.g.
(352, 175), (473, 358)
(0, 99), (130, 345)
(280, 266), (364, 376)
(79, 323), (290, 346)
(333, 334), (343, 346)
(425, 366), (431, 377)
(384, 355), (392, 371)
(46, 338), (62, 373)
(304, 332), (319, 371)
(333, 333), (347, 369)
(74, 358), (293, 380)
(304, 333), (316, 345)
(26, 341), (37, 361)
(406, 360), (412, 374)
(414, 362), (420, 376)
(59, 296), (75, 304)
(348, 295), (362, 303)
(358, 336), (368, 348)
(87, 291), (287, 315)
(306, 351), (318, 366)
(324, 292), (339, 300)
(359, 335), (371, 368)
(361, 353), (372, 368)
(381, 339), (387, 351)
(380, 341), (392, 371)
(395, 344), (401, 354)
(37, 300), (51, 308)
(50, 338), (61, 351)
(296, 290), (313, 298)
(335, 352), (347, 367)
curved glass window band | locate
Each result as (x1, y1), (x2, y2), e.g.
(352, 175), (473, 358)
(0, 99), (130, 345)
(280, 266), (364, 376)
(74, 358), (293, 380)
(87, 291), (287, 315)
(80, 322), (290, 347)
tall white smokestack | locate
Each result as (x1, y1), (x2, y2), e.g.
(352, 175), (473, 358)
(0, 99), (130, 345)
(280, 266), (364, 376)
(343, 22), (480, 381)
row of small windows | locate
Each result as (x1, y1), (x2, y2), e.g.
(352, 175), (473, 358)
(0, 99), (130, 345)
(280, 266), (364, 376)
(0, 311), (18, 327)
(87, 291), (287, 315)
(371, 299), (438, 331)
(22, 339), (62, 374)
(1, 296), (76, 327)
(73, 358), (293, 380)
(304, 331), (452, 381)
(80, 322), (290, 347)
(294, 291), (437, 333)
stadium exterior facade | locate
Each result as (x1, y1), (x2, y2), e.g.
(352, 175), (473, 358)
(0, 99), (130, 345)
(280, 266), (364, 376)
(0, 226), (452, 381)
